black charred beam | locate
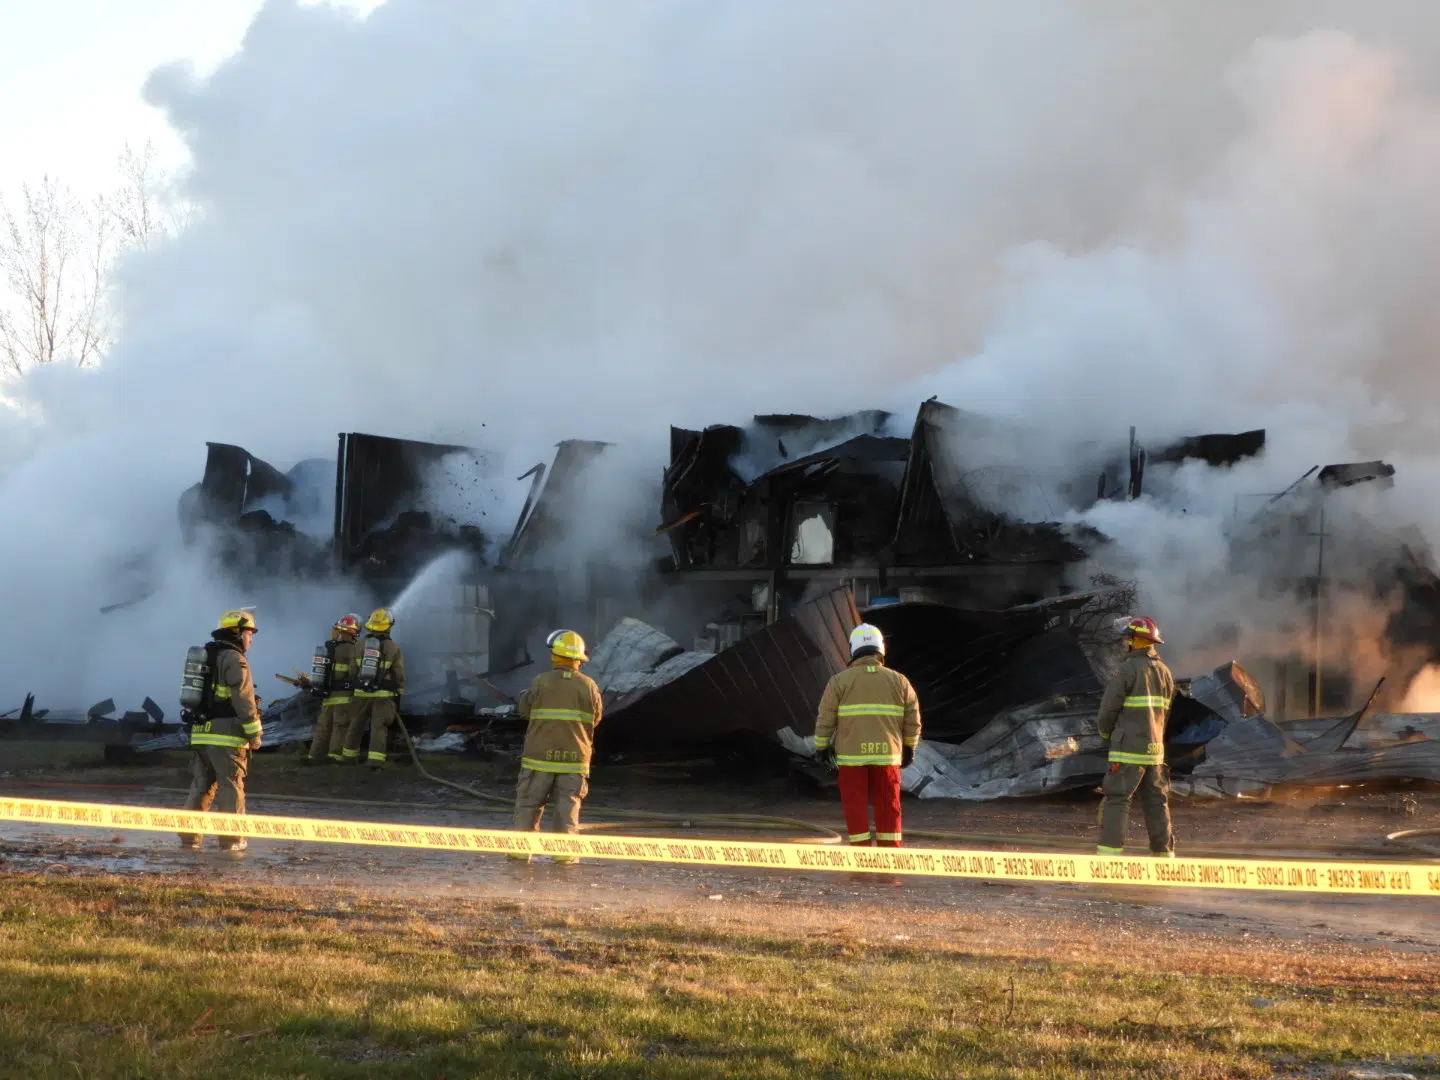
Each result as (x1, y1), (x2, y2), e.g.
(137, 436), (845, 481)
(1151, 430), (1266, 468)
(1318, 460), (1396, 490)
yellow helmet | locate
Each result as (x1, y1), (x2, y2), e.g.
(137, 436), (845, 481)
(216, 608), (258, 634)
(365, 608), (395, 633)
(547, 628), (588, 662)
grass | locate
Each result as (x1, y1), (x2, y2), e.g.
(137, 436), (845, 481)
(0, 874), (1436, 1078)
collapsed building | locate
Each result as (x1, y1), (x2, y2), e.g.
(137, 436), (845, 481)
(546, 402), (1438, 797)
(17, 398), (1439, 799)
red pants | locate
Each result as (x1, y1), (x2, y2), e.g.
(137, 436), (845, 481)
(838, 764), (902, 846)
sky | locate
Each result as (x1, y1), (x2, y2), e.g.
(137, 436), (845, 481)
(0, 0), (375, 199)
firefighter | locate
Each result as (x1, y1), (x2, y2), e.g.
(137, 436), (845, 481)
(308, 614), (363, 765)
(350, 608), (405, 769)
(179, 609), (262, 852)
(1096, 616), (1176, 857)
(509, 629), (603, 865)
(813, 623), (921, 848)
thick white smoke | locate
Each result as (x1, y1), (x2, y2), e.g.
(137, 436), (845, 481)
(5, 1), (1440, 710)
(908, 24), (1440, 679)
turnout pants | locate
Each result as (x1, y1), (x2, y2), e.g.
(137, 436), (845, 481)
(178, 745), (248, 848)
(838, 764), (902, 846)
(310, 702), (358, 763)
(351, 697), (399, 764)
(512, 768), (587, 862)
(1098, 762), (1173, 854)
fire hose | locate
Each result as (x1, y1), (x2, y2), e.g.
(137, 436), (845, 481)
(392, 727), (1434, 860)
(1386, 828), (1440, 858)
(391, 720), (846, 843)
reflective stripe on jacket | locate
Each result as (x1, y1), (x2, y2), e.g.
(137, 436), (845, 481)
(192, 643), (260, 748)
(354, 635), (405, 699)
(1096, 647), (1174, 765)
(813, 657), (921, 767)
(322, 638), (363, 706)
(517, 667), (603, 775)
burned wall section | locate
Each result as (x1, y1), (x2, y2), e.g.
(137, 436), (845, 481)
(660, 423), (754, 570)
(334, 432), (490, 590)
(660, 401), (1090, 616)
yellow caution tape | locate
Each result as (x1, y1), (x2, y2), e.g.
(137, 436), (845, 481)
(1, 796), (1437, 897)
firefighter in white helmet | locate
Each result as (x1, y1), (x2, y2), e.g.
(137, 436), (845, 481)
(509, 629), (603, 865)
(1096, 616), (1176, 856)
(813, 623), (921, 848)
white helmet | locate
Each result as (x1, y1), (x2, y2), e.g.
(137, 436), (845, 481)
(848, 623), (885, 658)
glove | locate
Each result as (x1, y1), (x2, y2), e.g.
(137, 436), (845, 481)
(249, 738), (262, 751)
(901, 745), (915, 769)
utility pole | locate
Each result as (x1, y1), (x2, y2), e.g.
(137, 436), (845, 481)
(1311, 504), (1327, 717)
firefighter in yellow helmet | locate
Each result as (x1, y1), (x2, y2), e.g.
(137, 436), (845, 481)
(179, 609), (262, 852)
(307, 614), (363, 765)
(348, 608), (406, 768)
(1096, 616), (1176, 857)
(509, 629), (603, 865)
(813, 624), (921, 848)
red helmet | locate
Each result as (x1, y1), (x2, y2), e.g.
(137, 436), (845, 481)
(334, 613), (362, 636)
(1124, 616), (1164, 645)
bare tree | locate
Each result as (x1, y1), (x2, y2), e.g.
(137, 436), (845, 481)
(0, 177), (109, 377)
(0, 144), (186, 378)
(110, 141), (190, 249)
(1074, 571), (1139, 682)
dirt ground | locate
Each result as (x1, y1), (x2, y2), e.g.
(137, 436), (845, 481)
(2, 741), (1439, 963)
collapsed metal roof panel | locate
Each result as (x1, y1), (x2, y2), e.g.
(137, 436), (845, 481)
(595, 585), (860, 749)
(1192, 711), (1440, 788)
(903, 694), (1106, 800)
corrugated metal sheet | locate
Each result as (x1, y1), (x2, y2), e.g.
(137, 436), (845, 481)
(597, 585), (860, 748)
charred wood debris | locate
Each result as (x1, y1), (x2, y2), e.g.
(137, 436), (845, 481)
(9, 401), (1440, 799)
